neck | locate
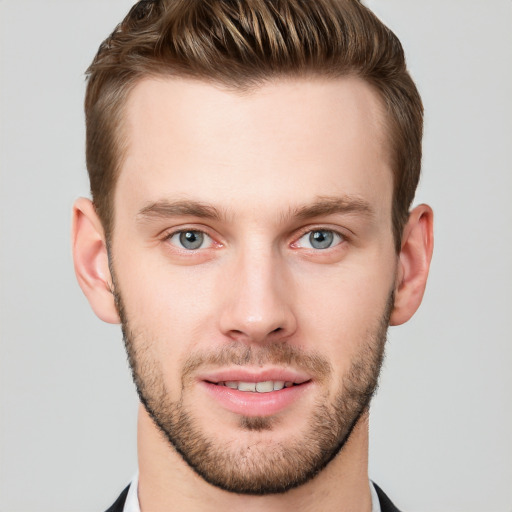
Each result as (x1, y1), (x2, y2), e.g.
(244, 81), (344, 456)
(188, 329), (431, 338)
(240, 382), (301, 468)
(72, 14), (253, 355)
(137, 404), (373, 512)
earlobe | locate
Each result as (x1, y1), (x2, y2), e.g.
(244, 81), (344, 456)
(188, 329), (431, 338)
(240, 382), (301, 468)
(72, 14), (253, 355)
(390, 204), (434, 326)
(71, 198), (120, 324)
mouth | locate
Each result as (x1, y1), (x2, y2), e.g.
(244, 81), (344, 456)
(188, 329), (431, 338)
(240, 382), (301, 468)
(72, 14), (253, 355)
(199, 370), (313, 417)
(209, 380), (304, 392)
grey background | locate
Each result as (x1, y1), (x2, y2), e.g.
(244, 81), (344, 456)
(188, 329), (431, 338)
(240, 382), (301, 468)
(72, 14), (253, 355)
(1, 1), (511, 510)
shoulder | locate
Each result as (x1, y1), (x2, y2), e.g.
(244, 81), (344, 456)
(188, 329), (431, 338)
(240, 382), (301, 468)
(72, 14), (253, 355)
(104, 485), (130, 512)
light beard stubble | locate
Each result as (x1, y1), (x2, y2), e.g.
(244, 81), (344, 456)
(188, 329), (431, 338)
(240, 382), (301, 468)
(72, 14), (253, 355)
(113, 284), (393, 495)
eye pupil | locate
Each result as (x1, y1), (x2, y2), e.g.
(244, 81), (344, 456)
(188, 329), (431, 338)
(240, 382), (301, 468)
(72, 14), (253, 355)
(309, 230), (334, 249)
(179, 231), (204, 249)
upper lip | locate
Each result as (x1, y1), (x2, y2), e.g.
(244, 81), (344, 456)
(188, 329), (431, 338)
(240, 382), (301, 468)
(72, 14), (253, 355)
(199, 367), (312, 385)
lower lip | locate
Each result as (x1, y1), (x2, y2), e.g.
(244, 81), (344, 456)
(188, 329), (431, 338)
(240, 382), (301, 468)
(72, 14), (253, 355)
(200, 381), (312, 417)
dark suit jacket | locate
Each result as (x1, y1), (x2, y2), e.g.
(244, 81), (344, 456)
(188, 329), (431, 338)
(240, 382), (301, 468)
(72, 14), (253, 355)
(105, 482), (402, 511)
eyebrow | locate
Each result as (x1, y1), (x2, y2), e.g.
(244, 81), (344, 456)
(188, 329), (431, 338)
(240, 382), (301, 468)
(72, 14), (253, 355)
(136, 195), (374, 223)
(137, 200), (225, 222)
(291, 195), (374, 221)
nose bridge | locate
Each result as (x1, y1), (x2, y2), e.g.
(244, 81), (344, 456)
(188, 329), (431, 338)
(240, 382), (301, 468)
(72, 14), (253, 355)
(219, 240), (296, 342)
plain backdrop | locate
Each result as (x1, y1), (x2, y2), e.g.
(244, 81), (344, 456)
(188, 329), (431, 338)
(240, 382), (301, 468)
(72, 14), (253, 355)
(1, 1), (511, 511)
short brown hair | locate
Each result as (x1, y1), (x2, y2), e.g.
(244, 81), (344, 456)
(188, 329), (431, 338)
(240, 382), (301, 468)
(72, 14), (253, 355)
(85, 0), (423, 251)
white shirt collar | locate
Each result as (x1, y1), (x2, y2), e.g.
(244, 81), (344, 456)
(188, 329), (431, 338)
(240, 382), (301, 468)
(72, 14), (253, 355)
(123, 471), (140, 512)
(123, 472), (381, 512)
(370, 480), (382, 512)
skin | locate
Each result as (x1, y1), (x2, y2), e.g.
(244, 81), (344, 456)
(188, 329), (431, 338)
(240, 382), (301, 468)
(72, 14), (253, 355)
(72, 76), (433, 511)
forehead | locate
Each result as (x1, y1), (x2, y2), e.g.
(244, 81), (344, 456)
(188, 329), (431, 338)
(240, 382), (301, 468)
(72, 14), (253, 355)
(116, 76), (392, 221)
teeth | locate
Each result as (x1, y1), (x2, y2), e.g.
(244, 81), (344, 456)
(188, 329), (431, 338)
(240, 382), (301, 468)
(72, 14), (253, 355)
(237, 382), (256, 392)
(221, 380), (295, 393)
(255, 381), (274, 393)
(273, 381), (285, 391)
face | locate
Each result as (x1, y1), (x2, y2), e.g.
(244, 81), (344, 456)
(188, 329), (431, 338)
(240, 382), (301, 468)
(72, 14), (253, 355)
(110, 76), (398, 494)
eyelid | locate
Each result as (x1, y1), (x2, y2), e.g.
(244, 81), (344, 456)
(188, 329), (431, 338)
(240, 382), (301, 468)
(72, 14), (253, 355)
(158, 224), (349, 251)
(161, 225), (222, 251)
(291, 226), (348, 249)
(169, 231), (212, 250)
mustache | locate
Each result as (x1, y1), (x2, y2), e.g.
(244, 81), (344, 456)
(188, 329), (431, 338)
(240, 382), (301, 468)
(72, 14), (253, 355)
(181, 342), (333, 382)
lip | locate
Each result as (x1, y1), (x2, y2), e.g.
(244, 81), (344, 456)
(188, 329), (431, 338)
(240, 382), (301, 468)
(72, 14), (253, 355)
(199, 367), (311, 385)
(198, 367), (313, 417)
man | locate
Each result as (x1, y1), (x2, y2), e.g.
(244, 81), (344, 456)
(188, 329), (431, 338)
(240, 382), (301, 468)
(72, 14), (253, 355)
(72, 0), (433, 510)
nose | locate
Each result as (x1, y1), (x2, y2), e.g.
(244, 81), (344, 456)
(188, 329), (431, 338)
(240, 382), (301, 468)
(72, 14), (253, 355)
(218, 247), (297, 344)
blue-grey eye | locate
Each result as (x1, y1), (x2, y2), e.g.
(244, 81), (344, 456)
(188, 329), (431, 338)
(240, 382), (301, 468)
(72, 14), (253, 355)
(310, 230), (334, 249)
(180, 231), (203, 249)
(169, 230), (211, 250)
(296, 229), (343, 249)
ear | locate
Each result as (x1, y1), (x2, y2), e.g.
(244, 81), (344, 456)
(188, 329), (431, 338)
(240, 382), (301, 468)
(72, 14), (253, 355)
(71, 198), (120, 324)
(390, 204), (434, 326)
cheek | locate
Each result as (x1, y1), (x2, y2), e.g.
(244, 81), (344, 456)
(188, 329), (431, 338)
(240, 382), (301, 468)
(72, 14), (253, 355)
(114, 261), (221, 394)
(293, 258), (395, 363)
(114, 249), (220, 343)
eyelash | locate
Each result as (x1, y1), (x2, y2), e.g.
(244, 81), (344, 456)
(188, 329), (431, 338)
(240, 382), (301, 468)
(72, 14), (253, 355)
(292, 228), (346, 250)
(163, 229), (217, 251)
(161, 226), (348, 252)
